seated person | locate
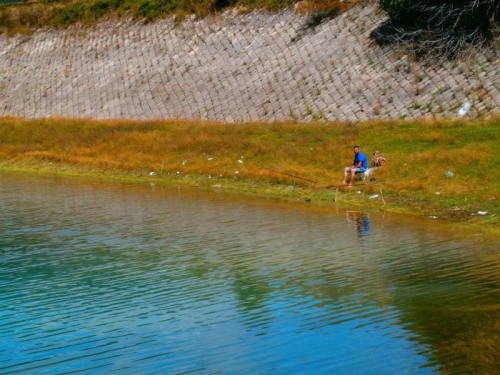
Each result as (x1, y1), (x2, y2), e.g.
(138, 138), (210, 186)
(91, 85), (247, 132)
(342, 145), (367, 186)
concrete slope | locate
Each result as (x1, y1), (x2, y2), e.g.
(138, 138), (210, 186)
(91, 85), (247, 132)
(1, 4), (499, 122)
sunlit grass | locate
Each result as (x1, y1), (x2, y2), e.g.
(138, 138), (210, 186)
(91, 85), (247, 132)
(0, 116), (499, 225)
(0, 0), (356, 35)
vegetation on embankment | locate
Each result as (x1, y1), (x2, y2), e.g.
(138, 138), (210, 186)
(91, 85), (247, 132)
(372, 0), (500, 57)
(0, 0), (353, 35)
(0, 116), (499, 230)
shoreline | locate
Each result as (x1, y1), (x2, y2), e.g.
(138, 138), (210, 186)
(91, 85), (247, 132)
(1, 116), (498, 236)
(2, 160), (499, 236)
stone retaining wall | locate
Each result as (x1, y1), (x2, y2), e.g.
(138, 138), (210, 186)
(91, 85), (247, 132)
(1, 4), (499, 122)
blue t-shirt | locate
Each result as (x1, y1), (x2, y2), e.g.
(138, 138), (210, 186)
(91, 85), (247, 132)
(354, 152), (368, 169)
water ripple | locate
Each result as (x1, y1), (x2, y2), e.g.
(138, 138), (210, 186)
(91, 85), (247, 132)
(1, 175), (499, 373)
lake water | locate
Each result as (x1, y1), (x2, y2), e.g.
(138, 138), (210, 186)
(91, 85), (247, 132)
(1, 174), (499, 374)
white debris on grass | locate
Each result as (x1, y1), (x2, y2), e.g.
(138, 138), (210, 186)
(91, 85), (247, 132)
(430, 215), (439, 219)
(457, 102), (471, 117)
(235, 171), (239, 174)
(435, 192), (441, 195)
(207, 157), (213, 161)
(445, 171), (454, 177)
(477, 211), (488, 216)
(369, 194), (379, 199)
(238, 160), (244, 164)
(364, 167), (377, 177)
(149, 171), (155, 176)
(182, 160), (187, 165)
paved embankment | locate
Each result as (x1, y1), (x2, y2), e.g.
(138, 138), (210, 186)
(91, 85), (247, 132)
(1, 4), (500, 122)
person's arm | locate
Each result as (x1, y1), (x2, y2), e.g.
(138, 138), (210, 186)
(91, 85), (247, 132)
(353, 157), (361, 168)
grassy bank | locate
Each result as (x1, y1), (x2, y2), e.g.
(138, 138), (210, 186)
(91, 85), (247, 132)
(0, 116), (499, 232)
(0, 0), (353, 35)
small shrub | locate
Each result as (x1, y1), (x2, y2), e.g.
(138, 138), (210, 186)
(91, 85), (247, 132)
(53, 2), (88, 27)
(372, 0), (500, 58)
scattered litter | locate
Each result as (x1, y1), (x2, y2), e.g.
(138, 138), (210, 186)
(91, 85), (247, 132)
(177, 171), (180, 174)
(149, 171), (155, 176)
(435, 192), (441, 195)
(286, 185), (294, 191)
(452, 206), (461, 211)
(238, 160), (244, 164)
(430, 215), (439, 219)
(369, 194), (379, 199)
(219, 174), (223, 177)
(364, 167), (377, 177)
(445, 171), (454, 177)
(457, 102), (471, 117)
(182, 160), (187, 166)
(356, 190), (361, 194)
(477, 211), (488, 216)
(212, 184), (222, 188)
(207, 157), (213, 161)
(235, 171), (239, 174)
(208, 175), (212, 179)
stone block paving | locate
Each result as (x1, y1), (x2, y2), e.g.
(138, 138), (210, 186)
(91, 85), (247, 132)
(1, 4), (499, 122)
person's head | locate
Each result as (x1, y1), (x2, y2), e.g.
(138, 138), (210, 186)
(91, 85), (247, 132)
(353, 146), (360, 154)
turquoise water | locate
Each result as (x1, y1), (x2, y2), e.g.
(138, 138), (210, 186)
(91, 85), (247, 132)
(1, 175), (499, 374)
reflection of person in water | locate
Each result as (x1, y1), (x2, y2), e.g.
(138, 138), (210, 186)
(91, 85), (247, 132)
(346, 211), (370, 244)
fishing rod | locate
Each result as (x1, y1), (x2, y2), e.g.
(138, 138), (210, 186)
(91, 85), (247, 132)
(264, 168), (386, 205)
(315, 181), (385, 189)
(264, 168), (318, 184)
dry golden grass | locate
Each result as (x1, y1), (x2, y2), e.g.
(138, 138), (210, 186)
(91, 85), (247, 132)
(295, 0), (356, 14)
(0, 116), (499, 221)
(0, 0), (355, 34)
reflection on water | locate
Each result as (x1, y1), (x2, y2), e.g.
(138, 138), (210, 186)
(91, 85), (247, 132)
(0, 174), (499, 374)
(346, 211), (370, 245)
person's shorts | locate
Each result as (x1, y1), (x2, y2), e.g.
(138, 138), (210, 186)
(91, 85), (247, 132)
(347, 167), (367, 174)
